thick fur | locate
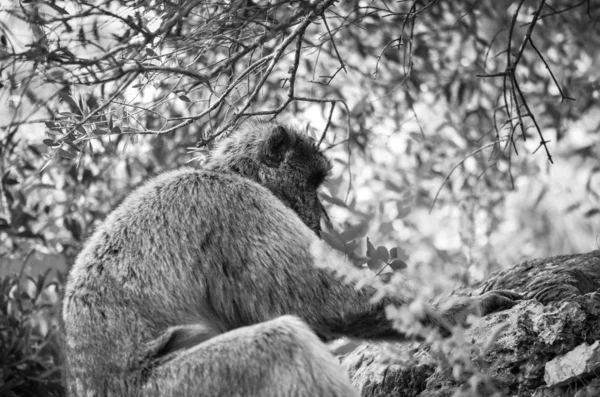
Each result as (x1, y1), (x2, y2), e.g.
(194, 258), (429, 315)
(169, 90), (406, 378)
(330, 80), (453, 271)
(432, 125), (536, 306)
(206, 119), (330, 234)
(142, 316), (359, 397)
(62, 120), (519, 396)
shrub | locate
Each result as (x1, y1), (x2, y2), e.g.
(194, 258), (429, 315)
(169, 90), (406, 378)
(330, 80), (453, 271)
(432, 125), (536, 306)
(0, 270), (64, 397)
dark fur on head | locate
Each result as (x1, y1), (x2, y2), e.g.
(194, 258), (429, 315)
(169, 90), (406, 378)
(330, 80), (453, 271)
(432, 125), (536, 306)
(206, 119), (331, 234)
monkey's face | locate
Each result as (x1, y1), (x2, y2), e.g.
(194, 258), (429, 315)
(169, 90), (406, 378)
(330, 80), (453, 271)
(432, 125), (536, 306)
(257, 125), (332, 235)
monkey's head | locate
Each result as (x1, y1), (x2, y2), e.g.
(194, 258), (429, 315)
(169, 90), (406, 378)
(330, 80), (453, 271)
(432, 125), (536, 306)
(205, 119), (332, 235)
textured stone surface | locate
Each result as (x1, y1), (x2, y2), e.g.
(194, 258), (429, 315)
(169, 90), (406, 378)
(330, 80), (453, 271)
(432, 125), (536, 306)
(343, 250), (600, 397)
(478, 250), (600, 304)
(544, 341), (600, 387)
(343, 344), (434, 397)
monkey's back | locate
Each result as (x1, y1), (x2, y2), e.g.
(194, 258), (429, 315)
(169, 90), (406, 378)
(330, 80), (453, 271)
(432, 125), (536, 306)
(61, 167), (323, 393)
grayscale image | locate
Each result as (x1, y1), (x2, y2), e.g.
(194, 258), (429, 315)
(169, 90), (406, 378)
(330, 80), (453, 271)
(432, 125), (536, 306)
(1, 1), (599, 396)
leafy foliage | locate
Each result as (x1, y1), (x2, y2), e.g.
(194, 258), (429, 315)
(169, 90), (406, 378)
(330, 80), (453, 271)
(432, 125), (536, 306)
(0, 270), (63, 397)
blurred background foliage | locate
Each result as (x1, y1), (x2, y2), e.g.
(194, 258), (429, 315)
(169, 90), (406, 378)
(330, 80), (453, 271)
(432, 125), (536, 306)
(0, 0), (599, 395)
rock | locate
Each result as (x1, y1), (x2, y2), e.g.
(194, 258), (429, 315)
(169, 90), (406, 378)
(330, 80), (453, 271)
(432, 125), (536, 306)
(544, 341), (600, 387)
(479, 250), (600, 304)
(342, 344), (434, 397)
(342, 250), (600, 397)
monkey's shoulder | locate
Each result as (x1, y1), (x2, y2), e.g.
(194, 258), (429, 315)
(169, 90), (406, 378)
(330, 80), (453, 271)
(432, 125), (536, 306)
(123, 167), (280, 207)
(82, 167), (312, 256)
(94, 167), (286, 232)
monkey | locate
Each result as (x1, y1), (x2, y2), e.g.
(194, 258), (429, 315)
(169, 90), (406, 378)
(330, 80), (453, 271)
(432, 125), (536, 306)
(61, 119), (520, 397)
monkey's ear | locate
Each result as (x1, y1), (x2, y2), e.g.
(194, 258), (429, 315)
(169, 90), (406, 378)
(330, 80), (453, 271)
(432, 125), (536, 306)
(262, 126), (295, 167)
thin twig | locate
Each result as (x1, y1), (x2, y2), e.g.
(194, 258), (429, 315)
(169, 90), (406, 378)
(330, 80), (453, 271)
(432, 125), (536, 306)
(430, 138), (509, 212)
(527, 37), (575, 102)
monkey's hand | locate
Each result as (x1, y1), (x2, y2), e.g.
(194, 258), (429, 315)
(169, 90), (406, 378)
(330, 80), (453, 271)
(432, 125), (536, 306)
(476, 290), (523, 316)
(437, 290), (522, 330)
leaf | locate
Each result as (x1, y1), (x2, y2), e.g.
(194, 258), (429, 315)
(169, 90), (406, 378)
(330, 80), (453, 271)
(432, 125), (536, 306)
(564, 203), (581, 213)
(388, 259), (407, 271)
(367, 257), (384, 272)
(179, 95), (192, 103)
(379, 221), (394, 234)
(390, 246), (409, 261)
(82, 169), (93, 185)
(65, 217), (83, 241)
(351, 255), (369, 266)
(366, 237), (376, 258)
(379, 273), (393, 283)
(321, 231), (345, 251)
(27, 145), (42, 156)
(28, 183), (56, 191)
(584, 208), (600, 218)
(399, 192), (413, 205)
(397, 204), (411, 219)
(92, 129), (110, 136)
(64, 140), (80, 152)
(79, 96), (87, 116)
(58, 111), (80, 117)
(46, 3), (69, 14)
(320, 193), (348, 208)
(35, 269), (51, 296)
(145, 48), (157, 57)
(376, 246), (389, 262)
(339, 219), (369, 241)
(44, 121), (57, 129)
(111, 126), (122, 134)
(385, 180), (406, 193)
(58, 91), (79, 113)
(2, 174), (18, 185)
(58, 149), (76, 159)
(43, 139), (59, 147)
(343, 240), (358, 254)
(108, 113), (114, 130)
(409, 132), (424, 142)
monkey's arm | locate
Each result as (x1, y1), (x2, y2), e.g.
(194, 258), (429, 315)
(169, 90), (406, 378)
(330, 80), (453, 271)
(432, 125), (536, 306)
(414, 289), (522, 336)
(310, 241), (521, 339)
